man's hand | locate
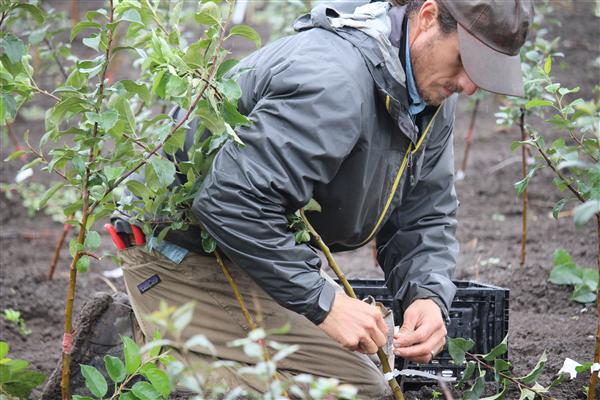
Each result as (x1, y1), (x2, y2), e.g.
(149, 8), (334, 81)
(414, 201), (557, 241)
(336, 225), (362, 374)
(318, 291), (388, 354)
(393, 298), (447, 363)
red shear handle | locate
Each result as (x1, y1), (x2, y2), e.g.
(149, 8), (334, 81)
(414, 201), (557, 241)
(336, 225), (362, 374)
(104, 223), (126, 250)
(131, 225), (146, 246)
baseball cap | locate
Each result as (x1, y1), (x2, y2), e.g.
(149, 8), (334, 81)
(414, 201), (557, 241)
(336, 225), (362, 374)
(437, 0), (534, 97)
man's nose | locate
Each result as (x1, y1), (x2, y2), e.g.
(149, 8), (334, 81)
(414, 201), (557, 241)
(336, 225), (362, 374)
(458, 70), (478, 96)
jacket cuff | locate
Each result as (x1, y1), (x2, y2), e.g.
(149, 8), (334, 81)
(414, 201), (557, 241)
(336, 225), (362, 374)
(306, 280), (337, 325)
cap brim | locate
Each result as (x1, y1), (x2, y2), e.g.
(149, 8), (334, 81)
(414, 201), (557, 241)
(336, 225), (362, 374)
(458, 25), (525, 97)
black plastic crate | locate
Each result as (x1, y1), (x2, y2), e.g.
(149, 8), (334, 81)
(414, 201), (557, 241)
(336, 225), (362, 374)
(346, 280), (509, 384)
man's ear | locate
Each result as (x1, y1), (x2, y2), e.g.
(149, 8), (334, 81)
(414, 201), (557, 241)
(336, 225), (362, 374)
(416, 0), (440, 33)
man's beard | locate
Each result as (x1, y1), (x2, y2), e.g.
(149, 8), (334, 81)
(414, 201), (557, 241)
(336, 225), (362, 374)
(409, 38), (457, 106)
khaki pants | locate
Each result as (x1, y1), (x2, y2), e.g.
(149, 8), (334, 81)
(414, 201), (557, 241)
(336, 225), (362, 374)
(119, 247), (390, 399)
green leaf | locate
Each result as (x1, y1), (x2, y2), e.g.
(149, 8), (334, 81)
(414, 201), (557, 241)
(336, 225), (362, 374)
(558, 86), (580, 96)
(118, 393), (138, 400)
(553, 248), (573, 267)
(294, 230), (311, 244)
(1, 94), (17, 124)
(85, 231), (101, 251)
(4, 370), (46, 397)
(514, 177), (529, 195)
(545, 83), (560, 94)
(14, 3), (45, 24)
(549, 264), (583, 286)
(480, 381), (508, 400)
(120, 8), (143, 24)
(216, 59), (239, 79)
(151, 70), (169, 99)
(458, 362), (476, 389)
(543, 56), (552, 74)
(76, 256), (90, 272)
(104, 355), (126, 383)
(115, 97), (136, 134)
(552, 199), (568, 219)
(126, 180), (147, 198)
(71, 21), (101, 41)
(519, 387), (536, 400)
(304, 198), (322, 213)
(103, 166), (126, 183)
(131, 380), (161, 400)
(571, 283), (596, 303)
(464, 369), (486, 400)
(201, 233), (217, 253)
(185, 334), (216, 355)
(573, 200), (600, 227)
(222, 100), (249, 126)
(229, 25), (261, 48)
(82, 34), (101, 52)
(1, 34), (25, 64)
(120, 80), (151, 102)
(518, 351), (546, 385)
(38, 182), (65, 209)
(447, 337), (474, 365)
(4, 150), (27, 162)
(0, 342), (8, 358)
(29, 27), (47, 45)
(72, 396), (95, 400)
(194, 2), (221, 26)
(122, 336), (142, 374)
(80, 364), (108, 398)
(149, 158), (176, 187)
(140, 365), (171, 397)
(219, 79), (242, 102)
(482, 335), (508, 361)
(525, 99), (553, 110)
(86, 110), (119, 131)
(196, 100), (225, 134)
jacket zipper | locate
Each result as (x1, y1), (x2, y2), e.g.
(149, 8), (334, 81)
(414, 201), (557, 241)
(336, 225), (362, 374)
(356, 102), (444, 247)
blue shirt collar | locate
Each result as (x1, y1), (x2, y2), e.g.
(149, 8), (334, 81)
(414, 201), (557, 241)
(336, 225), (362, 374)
(405, 22), (426, 117)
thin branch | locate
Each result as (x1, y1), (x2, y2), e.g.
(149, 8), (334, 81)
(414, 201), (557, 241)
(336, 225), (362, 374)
(0, 11), (8, 29)
(43, 37), (69, 80)
(77, 250), (101, 260)
(568, 129), (599, 163)
(61, 2), (115, 397)
(519, 109), (528, 268)
(32, 85), (60, 102)
(24, 141), (69, 181)
(48, 222), (72, 280)
(533, 141), (586, 204)
(299, 209), (405, 400)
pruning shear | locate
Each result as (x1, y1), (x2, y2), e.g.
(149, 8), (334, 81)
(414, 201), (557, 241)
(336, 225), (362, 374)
(104, 221), (145, 250)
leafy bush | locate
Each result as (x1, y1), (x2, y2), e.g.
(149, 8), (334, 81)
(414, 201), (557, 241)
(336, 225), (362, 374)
(549, 249), (598, 303)
(75, 301), (357, 399)
(0, 341), (46, 399)
(447, 336), (565, 399)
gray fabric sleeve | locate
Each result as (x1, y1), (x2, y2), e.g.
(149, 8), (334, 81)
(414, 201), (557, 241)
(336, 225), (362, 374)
(376, 106), (459, 319)
(192, 57), (364, 325)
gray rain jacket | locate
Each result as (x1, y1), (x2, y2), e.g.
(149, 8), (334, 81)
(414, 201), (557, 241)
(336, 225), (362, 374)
(129, 3), (459, 326)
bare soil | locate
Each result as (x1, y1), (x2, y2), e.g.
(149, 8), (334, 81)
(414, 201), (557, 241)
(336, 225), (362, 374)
(0, 2), (598, 399)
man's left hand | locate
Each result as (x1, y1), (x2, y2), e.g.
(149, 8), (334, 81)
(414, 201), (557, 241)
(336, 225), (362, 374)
(392, 298), (447, 363)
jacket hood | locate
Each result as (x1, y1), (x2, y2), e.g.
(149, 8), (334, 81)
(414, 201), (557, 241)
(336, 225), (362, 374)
(294, 2), (423, 144)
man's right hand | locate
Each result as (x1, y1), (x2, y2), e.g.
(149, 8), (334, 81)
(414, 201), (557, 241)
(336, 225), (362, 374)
(318, 291), (388, 354)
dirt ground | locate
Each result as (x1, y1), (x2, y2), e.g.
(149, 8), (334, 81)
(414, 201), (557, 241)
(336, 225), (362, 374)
(0, 2), (598, 399)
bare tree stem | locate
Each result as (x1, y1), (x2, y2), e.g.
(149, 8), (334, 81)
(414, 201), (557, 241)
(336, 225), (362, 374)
(519, 110), (528, 268)
(299, 209), (405, 400)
